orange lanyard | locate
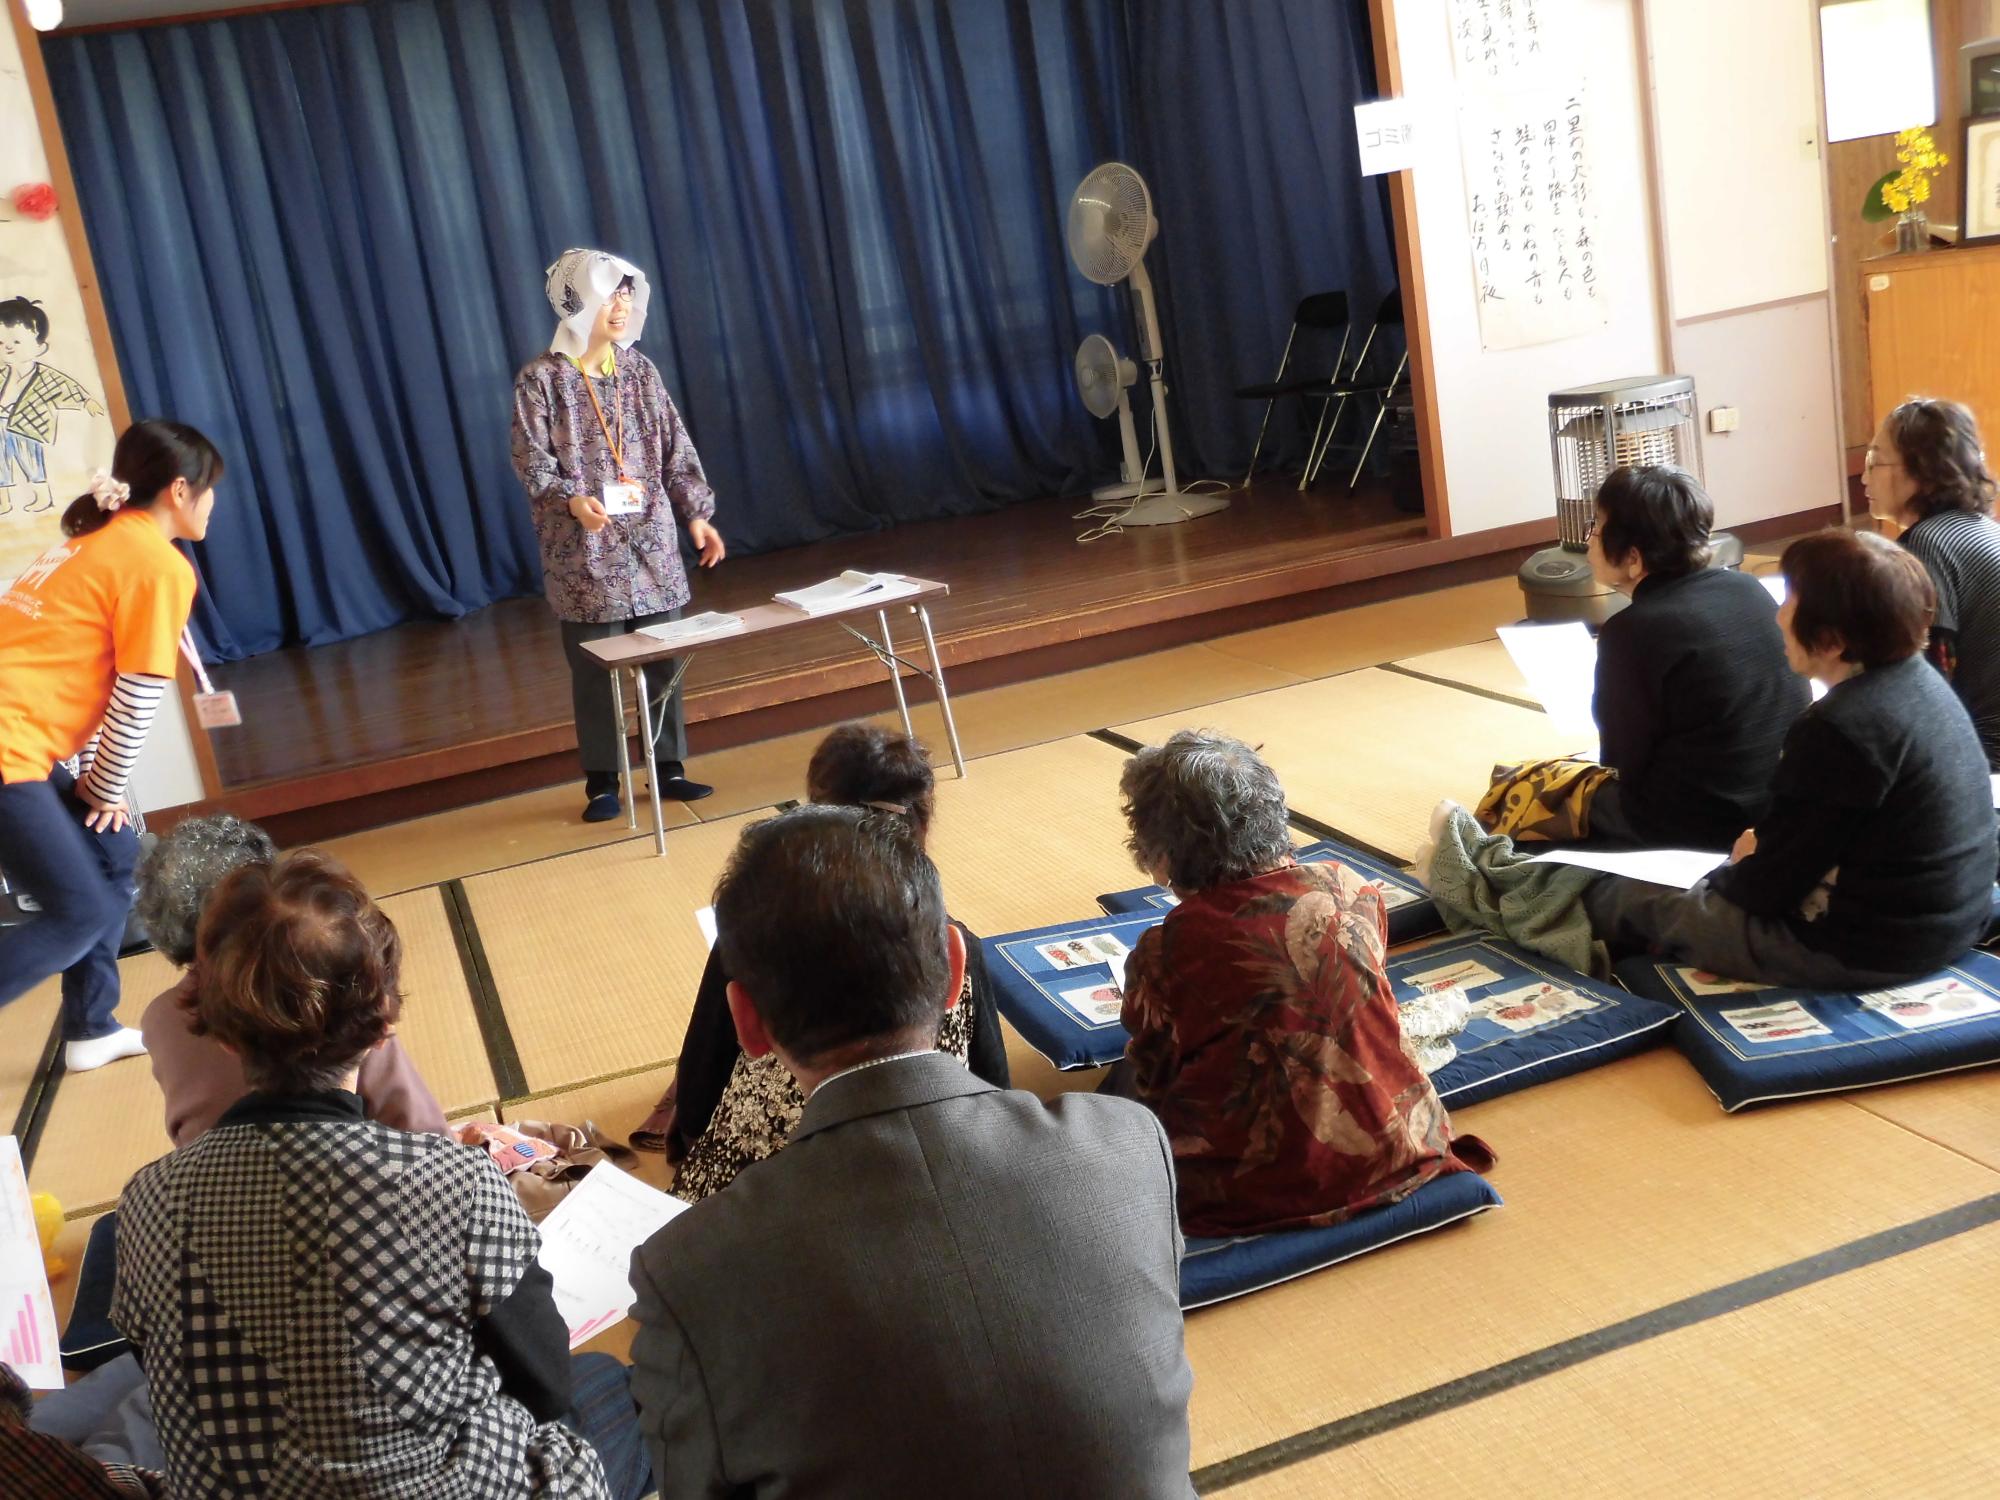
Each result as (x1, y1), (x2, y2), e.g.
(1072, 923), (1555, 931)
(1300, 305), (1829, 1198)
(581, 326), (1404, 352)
(578, 361), (627, 479)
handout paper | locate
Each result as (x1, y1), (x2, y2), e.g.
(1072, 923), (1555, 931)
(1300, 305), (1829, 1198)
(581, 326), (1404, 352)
(1495, 623), (1599, 740)
(773, 571), (921, 616)
(694, 906), (717, 950)
(1529, 846), (1726, 890)
(536, 1163), (690, 1349)
(0, 1136), (63, 1389)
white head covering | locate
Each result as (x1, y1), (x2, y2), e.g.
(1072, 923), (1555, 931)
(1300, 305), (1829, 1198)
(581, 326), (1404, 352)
(544, 247), (652, 358)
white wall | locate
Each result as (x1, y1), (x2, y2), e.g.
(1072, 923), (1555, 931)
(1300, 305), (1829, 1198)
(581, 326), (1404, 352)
(1393, 0), (1666, 535)
(1642, 0), (1845, 521)
(1390, 0), (1845, 536)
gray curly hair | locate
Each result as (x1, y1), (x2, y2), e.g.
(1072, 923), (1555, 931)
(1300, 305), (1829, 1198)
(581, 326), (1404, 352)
(1119, 730), (1293, 892)
(135, 813), (278, 967)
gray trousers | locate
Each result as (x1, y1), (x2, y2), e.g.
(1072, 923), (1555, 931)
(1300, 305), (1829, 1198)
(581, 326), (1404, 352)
(560, 610), (688, 777)
(1584, 875), (1913, 991)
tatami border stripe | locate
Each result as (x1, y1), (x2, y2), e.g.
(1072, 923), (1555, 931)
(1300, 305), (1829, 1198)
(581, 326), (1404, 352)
(1191, 1191), (2000, 1494)
(13, 1014), (66, 1173)
(1377, 660), (1544, 715)
(1088, 730), (1412, 869)
(442, 879), (528, 1101)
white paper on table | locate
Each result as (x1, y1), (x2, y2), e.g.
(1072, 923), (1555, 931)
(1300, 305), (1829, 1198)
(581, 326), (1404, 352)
(1495, 623), (1600, 741)
(694, 905), (717, 950)
(0, 1136), (63, 1390)
(536, 1163), (690, 1350)
(1529, 846), (1728, 890)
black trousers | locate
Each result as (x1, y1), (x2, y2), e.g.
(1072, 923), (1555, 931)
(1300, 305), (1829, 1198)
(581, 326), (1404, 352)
(559, 609), (688, 778)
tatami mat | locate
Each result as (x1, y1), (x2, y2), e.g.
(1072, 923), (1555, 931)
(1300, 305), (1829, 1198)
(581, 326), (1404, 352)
(324, 782), (697, 898)
(376, 888), (496, 1115)
(1846, 1068), (2000, 1175)
(918, 735), (1140, 936)
(689, 644), (1305, 824)
(30, 947), (180, 1215)
(1117, 667), (1592, 863)
(1177, 1049), (2000, 1473)
(1202, 576), (1520, 679)
(466, 815), (765, 1095)
(1, 977), (61, 1131)
(1211, 1221), (2000, 1498)
(1393, 637), (1533, 703)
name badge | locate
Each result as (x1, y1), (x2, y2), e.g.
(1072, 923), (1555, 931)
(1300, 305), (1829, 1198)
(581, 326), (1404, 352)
(194, 690), (242, 729)
(602, 480), (646, 516)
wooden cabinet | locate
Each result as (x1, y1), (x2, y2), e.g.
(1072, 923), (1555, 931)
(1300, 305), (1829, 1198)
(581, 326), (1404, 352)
(1862, 243), (2000, 437)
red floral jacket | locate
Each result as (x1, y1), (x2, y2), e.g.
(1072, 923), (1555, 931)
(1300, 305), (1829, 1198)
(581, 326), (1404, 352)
(1121, 860), (1493, 1237)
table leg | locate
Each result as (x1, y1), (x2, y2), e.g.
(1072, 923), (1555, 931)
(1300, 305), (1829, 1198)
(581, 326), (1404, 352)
(879, 608), (915, 741)
(915, 605), (966, 777)
(610, 669), (636, 831)
(633, 664), (668, 857)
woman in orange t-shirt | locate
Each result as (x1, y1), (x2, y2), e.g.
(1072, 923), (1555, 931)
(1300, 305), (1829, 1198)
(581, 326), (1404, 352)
(0, 420), (221, 1072)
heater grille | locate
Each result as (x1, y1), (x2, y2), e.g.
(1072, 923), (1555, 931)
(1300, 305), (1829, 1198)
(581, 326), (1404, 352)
(1548, 378), (1700, 550)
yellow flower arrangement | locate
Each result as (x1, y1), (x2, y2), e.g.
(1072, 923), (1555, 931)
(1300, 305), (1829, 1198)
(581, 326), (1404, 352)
(1878, 126), (1948, 215)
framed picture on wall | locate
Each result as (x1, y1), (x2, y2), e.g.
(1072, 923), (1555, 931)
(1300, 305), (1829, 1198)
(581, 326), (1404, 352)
(1963, 115), (2000, 245)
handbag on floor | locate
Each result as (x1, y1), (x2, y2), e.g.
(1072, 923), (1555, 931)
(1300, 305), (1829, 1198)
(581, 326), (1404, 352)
(1476, 756), (1614, 843)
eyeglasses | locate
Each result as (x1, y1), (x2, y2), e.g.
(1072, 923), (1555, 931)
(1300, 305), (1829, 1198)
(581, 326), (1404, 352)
(609, 285), (637, 305)
(1864, 449), (1902, 473)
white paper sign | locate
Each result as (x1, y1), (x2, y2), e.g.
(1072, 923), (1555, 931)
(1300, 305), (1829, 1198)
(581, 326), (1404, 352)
(0, 1136), (63, 1390)
(1447, 0), (1558, 86)
(1530, 846), (1727, 890)
(1354, 100), (1418, 176)
(1496, 622), (1599, 740)
(1460, 86), (1609, 350)
(536, 1163), (690, 1349)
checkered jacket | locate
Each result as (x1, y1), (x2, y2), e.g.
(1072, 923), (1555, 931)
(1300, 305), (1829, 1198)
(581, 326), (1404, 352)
(112, 1103), (611, 1499)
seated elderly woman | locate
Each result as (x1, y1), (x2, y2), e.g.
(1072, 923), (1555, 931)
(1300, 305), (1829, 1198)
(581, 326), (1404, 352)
(135, 813), (444, 1146)
(637, 723), (1010, 1200)
(113, 850), (645, 1500)
(1482, 465), (1807, 848)
(1585, 528), (1997, 987)
(1114, 730), (1493, 1239)
(1867, 396), (2000, 768)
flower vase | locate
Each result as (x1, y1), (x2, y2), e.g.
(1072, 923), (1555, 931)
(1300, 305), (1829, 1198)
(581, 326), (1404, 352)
(1897, 210), (1931, 254)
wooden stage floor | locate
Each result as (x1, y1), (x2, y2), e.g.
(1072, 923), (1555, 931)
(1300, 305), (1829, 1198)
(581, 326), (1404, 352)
(207, 476), (1460, 827)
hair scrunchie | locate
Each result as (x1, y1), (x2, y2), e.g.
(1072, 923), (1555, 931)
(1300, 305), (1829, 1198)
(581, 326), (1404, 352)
(89, 469), (131, 512)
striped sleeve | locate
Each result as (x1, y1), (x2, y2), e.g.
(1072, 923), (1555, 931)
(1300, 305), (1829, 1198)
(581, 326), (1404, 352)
(77, 673), (167, 807)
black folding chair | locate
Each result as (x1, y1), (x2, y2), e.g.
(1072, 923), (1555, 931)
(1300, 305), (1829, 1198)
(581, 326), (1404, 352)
(1301, 290), (1408, 490)
(1231, 292), (1352, 488)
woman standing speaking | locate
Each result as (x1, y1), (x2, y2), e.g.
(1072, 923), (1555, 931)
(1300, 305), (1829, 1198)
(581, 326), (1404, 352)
(512, 249), (725, 823)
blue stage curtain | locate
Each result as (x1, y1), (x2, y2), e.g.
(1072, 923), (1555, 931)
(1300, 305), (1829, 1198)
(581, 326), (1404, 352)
(1123, 0), (1397, 479)
(43, 0), (1133, 658)
(44, 0), (1389, 659)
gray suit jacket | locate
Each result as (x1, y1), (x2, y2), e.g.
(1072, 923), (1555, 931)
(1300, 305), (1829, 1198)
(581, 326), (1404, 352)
(629, 1052), (1195, 1499)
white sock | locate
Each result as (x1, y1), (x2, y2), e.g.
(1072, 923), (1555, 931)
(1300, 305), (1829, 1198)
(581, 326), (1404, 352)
(64, 1026), (148, 1073)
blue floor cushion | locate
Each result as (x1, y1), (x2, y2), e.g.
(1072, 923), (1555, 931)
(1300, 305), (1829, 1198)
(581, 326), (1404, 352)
(1097, 839), (1445, 945)
(1180, 1170), (1501, 1310)
(1616, 950), (2000, 1111)
(1387, 936), (1681, 1108)
(986, 911), (1167, 1068)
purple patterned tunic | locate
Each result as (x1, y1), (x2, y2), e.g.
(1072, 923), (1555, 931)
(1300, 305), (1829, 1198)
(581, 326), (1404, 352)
(510, 351), (717, 624)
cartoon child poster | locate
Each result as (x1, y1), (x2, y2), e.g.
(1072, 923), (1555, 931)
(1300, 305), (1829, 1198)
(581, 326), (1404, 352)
(0, 295), (105, 516)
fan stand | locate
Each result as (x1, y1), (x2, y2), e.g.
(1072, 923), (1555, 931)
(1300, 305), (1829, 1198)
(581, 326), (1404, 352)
(1092, 390), (1166, 501)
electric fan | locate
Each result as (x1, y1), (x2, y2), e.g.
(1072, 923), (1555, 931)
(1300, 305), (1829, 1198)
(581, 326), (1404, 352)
(1067, 162), (1228, 527)
(1519, 375), (1742, 624)
(1074, 334), (1162, 501)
